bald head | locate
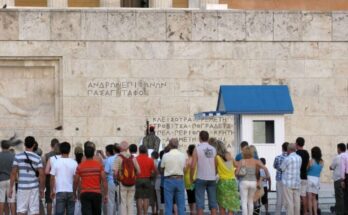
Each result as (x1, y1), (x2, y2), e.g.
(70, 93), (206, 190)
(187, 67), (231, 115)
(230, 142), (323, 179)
(287, 143), (296, 153)
(169, 138), (179, 149)
(120, 141), (129, 152)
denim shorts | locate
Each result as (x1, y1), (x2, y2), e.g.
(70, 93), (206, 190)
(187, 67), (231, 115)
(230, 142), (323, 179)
(194, 179), (217, 210)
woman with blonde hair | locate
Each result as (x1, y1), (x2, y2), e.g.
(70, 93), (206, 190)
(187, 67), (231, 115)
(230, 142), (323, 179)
(209, 138), (240, 215)
(236, 145), (270, 215)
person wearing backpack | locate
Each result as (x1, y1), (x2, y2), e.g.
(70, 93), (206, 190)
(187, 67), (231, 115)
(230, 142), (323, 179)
(114, 141), (140, 215)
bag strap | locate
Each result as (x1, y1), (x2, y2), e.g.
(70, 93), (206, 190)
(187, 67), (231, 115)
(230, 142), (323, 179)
(24, 152), (37, 173)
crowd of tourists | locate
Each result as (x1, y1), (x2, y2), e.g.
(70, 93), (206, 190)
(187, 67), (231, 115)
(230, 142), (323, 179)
(0, 129), (347, 215)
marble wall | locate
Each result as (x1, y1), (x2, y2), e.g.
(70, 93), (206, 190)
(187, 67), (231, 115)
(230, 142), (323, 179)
(1, 9), (348, 182)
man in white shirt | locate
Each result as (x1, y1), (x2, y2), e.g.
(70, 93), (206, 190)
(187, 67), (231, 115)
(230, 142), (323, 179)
(340, 143), (348, 213)
(191, 131), (217, 215)
(161, 138), (186, 215)
(50, 142), (78, 215)
(330, 143), (346, 215)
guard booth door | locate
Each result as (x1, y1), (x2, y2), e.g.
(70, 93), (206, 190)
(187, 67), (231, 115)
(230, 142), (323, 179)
(240, 115), (285, 191)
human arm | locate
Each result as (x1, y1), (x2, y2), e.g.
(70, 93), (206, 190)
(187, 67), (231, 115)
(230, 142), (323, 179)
(190, 149), (198, 183)
(45, 158), (51, 175)
(73, 174), (79, 201)
(101, 167), (108, 203)
(9, 166), (17, 199)
(133, 159), (141, 176)
(280, 157), (288, 172)
(38, 167), (45, 198)
(330, 157), (337, 171)
(50, 175), (56, 199)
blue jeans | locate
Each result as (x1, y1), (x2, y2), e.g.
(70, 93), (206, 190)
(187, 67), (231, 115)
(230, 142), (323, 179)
(195, 179), (217, 210)
(55, 192), (75, 215)
(163, 178), (185, 215)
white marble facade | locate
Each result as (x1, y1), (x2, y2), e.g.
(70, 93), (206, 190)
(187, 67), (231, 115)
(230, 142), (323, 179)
(0, 9), (348, 182)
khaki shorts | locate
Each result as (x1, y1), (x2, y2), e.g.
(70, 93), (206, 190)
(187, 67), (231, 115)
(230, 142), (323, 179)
(300, 180), (308, 197)
(17, 188), (40, 215)
(0, 180), (15, 203)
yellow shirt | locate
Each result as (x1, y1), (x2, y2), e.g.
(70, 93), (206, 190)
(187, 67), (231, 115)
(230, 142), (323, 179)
(216, 155), (235, 180)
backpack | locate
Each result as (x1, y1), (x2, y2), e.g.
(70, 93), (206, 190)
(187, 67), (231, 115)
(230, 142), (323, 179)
(117, 154), (136, 186)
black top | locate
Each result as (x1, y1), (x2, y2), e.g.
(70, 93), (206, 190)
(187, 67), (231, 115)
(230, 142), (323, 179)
(296, 149), (310, 180)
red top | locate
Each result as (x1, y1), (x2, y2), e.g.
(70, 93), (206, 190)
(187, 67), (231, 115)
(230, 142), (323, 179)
(77, 160), (103, 194)
(136, 154), (155, 178)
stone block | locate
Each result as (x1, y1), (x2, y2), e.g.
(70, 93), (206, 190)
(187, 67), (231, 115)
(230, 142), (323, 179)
(247, 60), (276, 78)
(67, 97), (101, 117)
(19, 11), (50, 40)
(101, 97), (132, 117)
(0, 11), (18, 40)
(113, 116), (145, 137)
(131, 97), (161, 117)
(289, 79), (320, 97)
(160, 97), (190, 116)
(275, 60), (305, 78)
(333, 13), (348, 41)
(63, 78), (88, 96)
(135, 11), (166, 41)
(51, 11), (81, 40)
(108, 12), (136, 41)
(102, 60), (130, 78)
(330, 42), (348, 59)
(81, 12), (108, 40)
(166, 11), (192, 41)
(87, 117), (115, 136)
(246, 11), (273, 41)
(274, 12), (302, 41)
(333, 60), (348, 77)
(302, 13), (332, 41)
(318, 78), (348, 97)
(290, 42), (319, 59)
(192, 12), (218, 41)
(63, 117), (88, 137)
(304, 60), (333, 78)
(130, 60), (189, 78)
(168, 42), (212, 59)
(217, 12), (246, 41)
(174, 79), (204, 97)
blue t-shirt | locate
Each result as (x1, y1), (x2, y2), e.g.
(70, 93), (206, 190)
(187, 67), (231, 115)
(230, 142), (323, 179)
(235, 152), (259, 161)
(104, 155), (116, 183)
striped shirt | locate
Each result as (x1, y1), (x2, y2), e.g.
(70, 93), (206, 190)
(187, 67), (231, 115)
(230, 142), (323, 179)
(13, 151), (43, 190)
(77, 160), (103, 194)
(273, 152), (287, 181)
(280, 152), (302, 189)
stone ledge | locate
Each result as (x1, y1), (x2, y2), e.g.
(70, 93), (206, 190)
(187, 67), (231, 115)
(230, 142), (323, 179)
(0, 9), (348, 41)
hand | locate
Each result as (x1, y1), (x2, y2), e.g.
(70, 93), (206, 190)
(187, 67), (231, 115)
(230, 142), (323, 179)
(73, 193), (77, 201)
(40, 190), (45, 199)
(342, 181), (346, 189)
(51, 192), (56, 200)
(103, 195), (108, 204)
(8, 189), (13, 199)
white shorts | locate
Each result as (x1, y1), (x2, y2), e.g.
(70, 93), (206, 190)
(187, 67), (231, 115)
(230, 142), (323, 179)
(307, 176), (320, 194)
(0, 180), (15, 203)
(17, 188), (40, 215)
(300, 180), (308, 197)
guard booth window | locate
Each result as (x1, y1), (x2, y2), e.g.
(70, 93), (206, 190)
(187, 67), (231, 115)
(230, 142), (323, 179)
(122, 0), (148, 7)
(253, 120), (275, 144)
(15, 0), (47, 6)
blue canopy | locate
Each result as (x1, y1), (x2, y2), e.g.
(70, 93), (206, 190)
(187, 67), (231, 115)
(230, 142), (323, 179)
(195, 85), (293, 119)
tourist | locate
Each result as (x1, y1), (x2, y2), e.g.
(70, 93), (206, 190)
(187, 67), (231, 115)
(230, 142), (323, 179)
(235, 141), (249, 161)
(141, 125), (162, 154)
(295, 137), (310, 215)
(104, 144), (117, 215)
(161, 138), (186, 215)
(159, 150), (166, 215)
(307, 146), (324, 215)
(74, 145), (107, 215)
(136, 145), (157, 215)
(260, 158), (271, 215)
(330, 143), (345, 215)
(151, 151), (160, 215)
(184, 144), (196, 215)
(281, 143), (302, 215)
(50, 141), (78, 215)
(340, 142), (348, 213)
(236, 146), (268, 215)
(113, 141), (140, 215)
(9, 136), (45, 215)
(129, 143), (138, 156)
(273, 142), (289, 215)
(74, 145), (84, 164)
(43, 138), (59, 215)
(0, 140), (15, 215)
(210, 139), (240, 215)
(190, 131), (217, 215)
